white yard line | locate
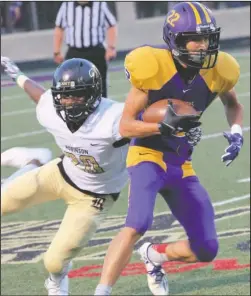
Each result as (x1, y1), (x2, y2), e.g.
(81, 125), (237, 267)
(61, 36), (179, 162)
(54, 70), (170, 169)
(237, 178), (250, 183)
(213, 194), (250, 207)
(231, 51), (250, 57)
(2, 108), (35, 117)
(201, 126), (250, 140)
(213, 91), (250, 104)
(239, 72), (250, 78)
(238, 91), (250, 97)
(1, 130), (47, 141)
(1, 94), (23, 101)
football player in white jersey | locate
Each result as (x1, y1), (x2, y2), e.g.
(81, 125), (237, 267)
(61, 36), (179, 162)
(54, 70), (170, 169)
(1, 56), (129, 296)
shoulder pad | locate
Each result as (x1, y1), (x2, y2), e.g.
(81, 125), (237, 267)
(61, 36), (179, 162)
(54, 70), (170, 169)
(125, 46), (176, 90)
(124, 46), (159, 90)
(215, 51), (240, 93)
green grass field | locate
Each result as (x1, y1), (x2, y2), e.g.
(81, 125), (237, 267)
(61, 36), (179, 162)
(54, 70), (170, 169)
(1, 49), (250, 295)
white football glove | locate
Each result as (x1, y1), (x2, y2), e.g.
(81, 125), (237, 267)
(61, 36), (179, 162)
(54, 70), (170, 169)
(1, 56), (22, 81)
(185, 126), (202, 147)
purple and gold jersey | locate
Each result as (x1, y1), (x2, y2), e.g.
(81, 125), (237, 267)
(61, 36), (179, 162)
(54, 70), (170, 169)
(124, 46), (240, 169)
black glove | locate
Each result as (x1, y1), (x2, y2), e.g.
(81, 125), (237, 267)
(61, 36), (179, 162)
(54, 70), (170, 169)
(158, 101), (201, 136)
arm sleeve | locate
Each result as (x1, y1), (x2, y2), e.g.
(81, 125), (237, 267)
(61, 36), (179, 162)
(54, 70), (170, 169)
(55, 2), (66, 29)
(36, 89), (52, 127)
(103, 2), (117, 28)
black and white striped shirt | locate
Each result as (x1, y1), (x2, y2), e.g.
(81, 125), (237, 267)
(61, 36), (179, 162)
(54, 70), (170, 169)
(55, 1), (116, 48)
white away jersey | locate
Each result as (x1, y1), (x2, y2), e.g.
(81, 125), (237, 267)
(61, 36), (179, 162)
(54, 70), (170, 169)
(36, 89), (129, 194)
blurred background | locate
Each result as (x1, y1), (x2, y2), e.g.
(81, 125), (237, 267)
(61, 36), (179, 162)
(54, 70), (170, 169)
(1, 1), (250, 67)
(0, 1), (250, 34)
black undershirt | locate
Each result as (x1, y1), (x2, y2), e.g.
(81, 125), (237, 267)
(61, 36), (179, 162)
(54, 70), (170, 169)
(174, 59), (200, 85)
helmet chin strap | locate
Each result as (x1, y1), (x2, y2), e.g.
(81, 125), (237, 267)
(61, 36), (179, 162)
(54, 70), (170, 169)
(172, 49), (190, 69)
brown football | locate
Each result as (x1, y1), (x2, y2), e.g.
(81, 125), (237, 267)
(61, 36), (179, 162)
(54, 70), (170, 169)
(142, 99), (201, 123)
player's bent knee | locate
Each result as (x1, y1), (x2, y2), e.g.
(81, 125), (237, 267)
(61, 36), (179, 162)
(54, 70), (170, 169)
(136, 219), (153, 234)
(191, 238), (219, 262)
(125, 212), (153, 234)
(44, 252), (65, 274)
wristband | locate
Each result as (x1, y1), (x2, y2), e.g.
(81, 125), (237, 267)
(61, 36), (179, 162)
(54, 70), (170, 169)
(16, 73), (28, 89)
(231, 124), (242, 135)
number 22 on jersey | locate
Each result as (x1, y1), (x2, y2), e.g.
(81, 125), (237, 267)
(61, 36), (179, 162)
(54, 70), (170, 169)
(64, 152), (104, 174)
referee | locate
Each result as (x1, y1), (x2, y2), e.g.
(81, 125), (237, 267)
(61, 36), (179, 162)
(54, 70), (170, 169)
(53, 1), (117, 97)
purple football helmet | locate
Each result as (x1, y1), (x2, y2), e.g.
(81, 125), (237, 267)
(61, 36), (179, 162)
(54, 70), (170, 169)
(163, 2), (221, 69)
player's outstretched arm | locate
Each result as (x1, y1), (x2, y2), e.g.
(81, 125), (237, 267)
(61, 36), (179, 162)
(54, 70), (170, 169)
(1, 56), (45, 104)
(220, 88), (244, 166)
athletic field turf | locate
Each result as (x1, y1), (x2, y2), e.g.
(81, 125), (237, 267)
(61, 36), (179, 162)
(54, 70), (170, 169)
(1, 49), (250, 295)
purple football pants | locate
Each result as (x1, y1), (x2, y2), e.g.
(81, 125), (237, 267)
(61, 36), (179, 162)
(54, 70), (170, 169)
(125, 161), (218, 262)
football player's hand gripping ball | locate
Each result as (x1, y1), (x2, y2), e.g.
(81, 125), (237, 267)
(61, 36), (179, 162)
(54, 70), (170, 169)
(158, 101), (201, 136)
